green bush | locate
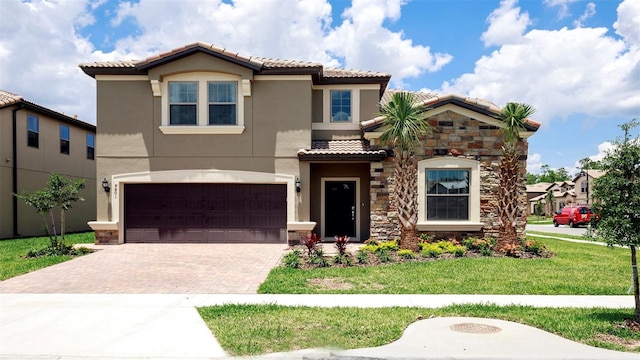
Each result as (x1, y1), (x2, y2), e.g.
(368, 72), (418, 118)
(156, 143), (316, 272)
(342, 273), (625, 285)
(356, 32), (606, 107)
(309, 248), (329, 267)
(361, 239), (399, 253)
(421, 243), (443, 258)
(333, 254), (353, 266)
(355, 249), (369, 264)
(376, 248), (392, 262)
(397, 249), (415, 259)
(524, 240), (547, 256)
(283, 250), (301, 268)
(462, 237), (496, 256)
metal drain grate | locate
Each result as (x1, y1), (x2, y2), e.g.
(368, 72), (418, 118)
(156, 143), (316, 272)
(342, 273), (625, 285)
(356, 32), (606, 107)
(449, 322), (502, 334)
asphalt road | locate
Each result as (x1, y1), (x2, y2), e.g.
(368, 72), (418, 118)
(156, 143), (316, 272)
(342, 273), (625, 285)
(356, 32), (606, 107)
(526, 223), (593, 237)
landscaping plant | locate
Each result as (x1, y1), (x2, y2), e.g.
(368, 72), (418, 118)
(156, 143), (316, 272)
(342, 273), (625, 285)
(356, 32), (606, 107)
(592, 119), (640, 322)
(496, 102), (535, 251)
(379, 91), (431, 251)
(14, 173), (86, 256)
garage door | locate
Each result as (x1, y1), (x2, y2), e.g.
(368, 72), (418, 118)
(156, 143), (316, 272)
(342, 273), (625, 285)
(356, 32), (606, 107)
(124, 183), (287, 243)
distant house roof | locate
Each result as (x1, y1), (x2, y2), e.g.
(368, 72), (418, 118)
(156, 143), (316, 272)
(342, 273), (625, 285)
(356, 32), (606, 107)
(0, 90), (95, 132)
(362, 92), (541, 132)
(527, 182), (552, 193)
(572, 169), (606, 182)
(297, 140), (387, 161)
(79, 42), (391, 93)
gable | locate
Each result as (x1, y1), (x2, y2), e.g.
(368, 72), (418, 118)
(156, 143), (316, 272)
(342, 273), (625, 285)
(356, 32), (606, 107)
(147, 52), (255, 81)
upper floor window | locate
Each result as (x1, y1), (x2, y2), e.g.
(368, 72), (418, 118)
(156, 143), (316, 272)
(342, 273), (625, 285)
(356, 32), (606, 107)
(27, 115), (39, 148)
(417, 157), (482, 231)
(331, 90), (351, 122)
(169, 82), (198, 125)
(208, 81), (237, 125)
(60, 125), (70, 155)
(86, 133), (95, 160)
(159, 72), (246, 135)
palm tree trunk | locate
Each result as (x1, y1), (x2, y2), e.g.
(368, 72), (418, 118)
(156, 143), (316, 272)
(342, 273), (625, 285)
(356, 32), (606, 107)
(394, 151), (419, 250)
(497, 147), (520, 250)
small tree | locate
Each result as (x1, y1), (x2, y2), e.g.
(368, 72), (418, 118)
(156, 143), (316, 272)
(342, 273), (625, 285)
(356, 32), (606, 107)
(497, 102), (535, 251)
(379, 91), (431, 251)
(545, 189), (554, 216)
(592, 119), (640, 322)
(15, 173), (85, 253)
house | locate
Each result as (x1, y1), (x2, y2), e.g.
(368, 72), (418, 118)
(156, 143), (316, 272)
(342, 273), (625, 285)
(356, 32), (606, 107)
(526, 182), (551, 215)
(0, 90), (96, 239)
(79, 42), (539, 245)
(572, 169), (605, 205)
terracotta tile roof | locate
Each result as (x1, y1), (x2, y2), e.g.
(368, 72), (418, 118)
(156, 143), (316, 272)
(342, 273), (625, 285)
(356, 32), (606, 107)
(0, 89), (95, 131)
(80, 42), (391, 92)
(324, 68), (391, 78)
(0, 90), (23, 107)
(297, 140), (387, 161)
(362, 91), (541, 131)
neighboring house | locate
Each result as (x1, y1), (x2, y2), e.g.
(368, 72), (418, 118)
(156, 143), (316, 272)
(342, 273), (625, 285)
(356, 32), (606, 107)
(572, 169), (605, 205)
(526, 182), (551, 215)
(80, 42), (539, 245)
(0, 90), (96, 239)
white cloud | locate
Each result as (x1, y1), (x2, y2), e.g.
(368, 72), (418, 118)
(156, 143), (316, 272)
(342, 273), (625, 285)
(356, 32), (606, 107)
(527, 152), (543, 174)
(573, 2), (596, 28)
(441, 0), (640, 127)
(544, 0), (579, 19)
(481, 0), (531, 47)
(0, 0), (452, 123)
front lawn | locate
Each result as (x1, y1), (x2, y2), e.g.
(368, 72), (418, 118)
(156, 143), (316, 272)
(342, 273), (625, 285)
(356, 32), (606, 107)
(198, 304), (640, 356)
(258, 238), (630, 294)
(0, 232), (94, 281)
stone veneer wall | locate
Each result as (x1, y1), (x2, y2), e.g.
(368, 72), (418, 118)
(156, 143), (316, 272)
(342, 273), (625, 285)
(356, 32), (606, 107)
(95, 230), (119, 245)
(369, 110), (529, 241)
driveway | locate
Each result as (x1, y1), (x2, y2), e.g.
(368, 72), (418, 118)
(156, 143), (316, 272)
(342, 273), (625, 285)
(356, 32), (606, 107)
(0, 243), (287, 294)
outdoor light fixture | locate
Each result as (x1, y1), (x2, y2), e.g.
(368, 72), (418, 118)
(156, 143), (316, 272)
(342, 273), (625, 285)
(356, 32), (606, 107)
(101, 178), (110, 193)
(295, 177), (301, 193)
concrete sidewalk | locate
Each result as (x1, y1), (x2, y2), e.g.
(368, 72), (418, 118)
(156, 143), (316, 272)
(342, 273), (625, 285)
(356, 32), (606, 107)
(1, 294), (638, 360)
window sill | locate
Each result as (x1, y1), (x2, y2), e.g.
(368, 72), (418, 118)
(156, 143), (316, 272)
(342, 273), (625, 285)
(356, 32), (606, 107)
(159, 126), (245, 135)
(417, 222), (484, 232)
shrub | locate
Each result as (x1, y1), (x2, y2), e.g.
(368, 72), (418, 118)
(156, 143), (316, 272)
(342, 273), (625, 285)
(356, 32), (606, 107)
(378, 239), (399, 251)
(462, 237), (496, 256)
(334, 235), (350, 256)
(355, 249), (369, 264)
(309, 248), (329, 267)
(301, 232), (321, 256)
(421, 243), (443, 258)
(333, 254), (353, 266)
(452, 245), (466, 257)
(397, 249), (415, 259)
(376, 248), (392, 262)
(419, 233), (434, 243)
(500, 243), (522, 258)
(283, 250), (301, 268)
(523, 240), (547, 256)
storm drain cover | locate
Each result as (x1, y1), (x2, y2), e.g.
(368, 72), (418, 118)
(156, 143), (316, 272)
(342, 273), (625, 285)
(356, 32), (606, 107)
(449, 322), (502, 334)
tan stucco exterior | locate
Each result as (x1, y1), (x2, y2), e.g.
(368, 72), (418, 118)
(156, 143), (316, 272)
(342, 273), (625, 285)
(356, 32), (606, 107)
(0, 102), (96, 239)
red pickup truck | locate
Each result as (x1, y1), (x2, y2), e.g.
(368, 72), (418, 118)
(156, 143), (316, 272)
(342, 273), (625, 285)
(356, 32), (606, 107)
(553, 206), (598, 228)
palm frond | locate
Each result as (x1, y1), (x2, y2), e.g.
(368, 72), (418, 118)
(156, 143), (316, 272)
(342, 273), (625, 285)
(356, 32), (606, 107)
(500, 102), (536, 144)
(379, 92), (431, 152)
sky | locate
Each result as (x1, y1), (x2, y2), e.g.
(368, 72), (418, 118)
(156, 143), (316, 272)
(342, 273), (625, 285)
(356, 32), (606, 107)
(0, 0), (638, 175)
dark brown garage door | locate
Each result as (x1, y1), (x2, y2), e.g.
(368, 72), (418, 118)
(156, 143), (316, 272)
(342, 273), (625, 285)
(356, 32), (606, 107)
(124, 183), (287, 243)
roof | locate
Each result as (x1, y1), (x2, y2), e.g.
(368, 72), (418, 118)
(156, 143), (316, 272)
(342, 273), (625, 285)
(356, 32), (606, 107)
(297, 140), (387, 161)
(527, 182), (552, 193)
(0, 90), (95, 132)
(361, 92), (541, 132)
(79, 42), (391, 90)
(572, 169), (606, 182)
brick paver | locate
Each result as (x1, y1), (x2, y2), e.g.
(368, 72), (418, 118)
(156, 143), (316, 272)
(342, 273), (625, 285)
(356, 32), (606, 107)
(0, 243), (287, 294)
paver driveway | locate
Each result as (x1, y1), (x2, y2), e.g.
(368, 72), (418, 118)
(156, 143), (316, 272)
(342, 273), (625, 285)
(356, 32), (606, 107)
(0, 243), (287, 293)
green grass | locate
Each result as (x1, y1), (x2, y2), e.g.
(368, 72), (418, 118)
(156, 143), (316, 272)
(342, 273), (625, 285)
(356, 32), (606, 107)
(527, 215), (553, 224)
(526, 230), (587, 240)
(0, 232), (94, 281)
(258, 238), (631, 294)
(198, 304), (640, 356)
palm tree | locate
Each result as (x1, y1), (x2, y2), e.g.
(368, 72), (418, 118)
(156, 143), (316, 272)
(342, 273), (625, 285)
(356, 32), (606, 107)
(497, 102), (535, 251)
(379, 91), (431, 251)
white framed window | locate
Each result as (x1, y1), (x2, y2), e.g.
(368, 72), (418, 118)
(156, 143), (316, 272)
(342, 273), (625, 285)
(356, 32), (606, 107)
(417, 158), (482, 231)
(330, 90), (351, 122)
(159, 72), (245, 134)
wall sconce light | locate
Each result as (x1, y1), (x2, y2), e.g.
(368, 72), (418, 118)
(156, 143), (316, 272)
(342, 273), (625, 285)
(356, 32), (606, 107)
(295, 177), (301, 193)
(101, 178), (110, 193)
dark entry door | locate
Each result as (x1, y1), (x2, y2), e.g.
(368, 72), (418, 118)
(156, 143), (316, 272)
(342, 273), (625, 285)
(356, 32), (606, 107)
(325, 181), (356, 238)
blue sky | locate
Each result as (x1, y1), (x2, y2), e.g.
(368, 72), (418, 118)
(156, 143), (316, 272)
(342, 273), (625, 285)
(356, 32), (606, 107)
(1, 0), (638, 175)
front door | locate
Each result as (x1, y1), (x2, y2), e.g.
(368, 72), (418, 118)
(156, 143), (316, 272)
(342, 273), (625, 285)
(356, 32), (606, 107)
(325, 181), (356, 238)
